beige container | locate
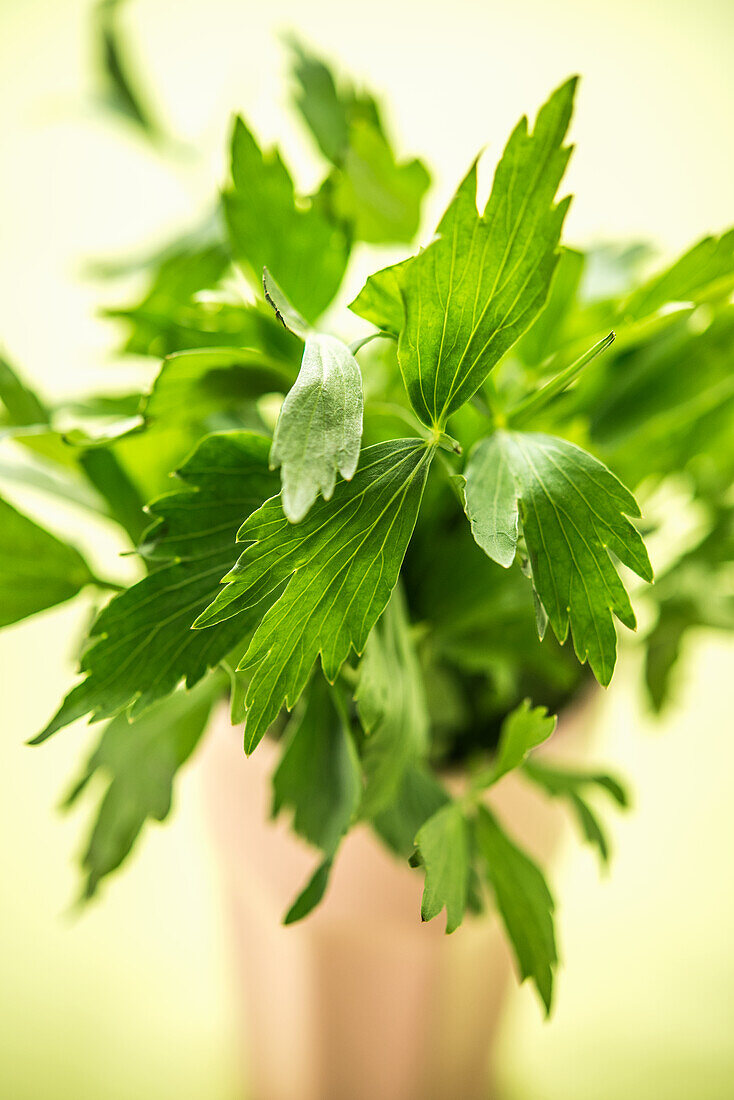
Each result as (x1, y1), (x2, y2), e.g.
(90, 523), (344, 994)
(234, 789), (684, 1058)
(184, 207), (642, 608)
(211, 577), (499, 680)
(199, 693), (596, 1100)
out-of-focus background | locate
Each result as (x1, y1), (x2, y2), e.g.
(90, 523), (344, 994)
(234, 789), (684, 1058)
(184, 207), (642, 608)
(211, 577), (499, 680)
(1, 0), (733, 1096)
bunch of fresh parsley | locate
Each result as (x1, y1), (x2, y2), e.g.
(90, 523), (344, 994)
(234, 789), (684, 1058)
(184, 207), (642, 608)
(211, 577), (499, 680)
(2, 22), (733, 1013)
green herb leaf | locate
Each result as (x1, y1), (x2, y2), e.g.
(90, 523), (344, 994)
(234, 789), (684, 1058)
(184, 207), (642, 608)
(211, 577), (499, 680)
(77, 447), (147, 543)
(463, 431), (652, 685)
(0, 496), (93, 627)
(524, 759), (629, 866)
(0, 357), (148, 537)
(415, 802), (469, 934)
(623, 226), (734, 320)
(108, 281), (301, 366)
(107, 245), (231, 357)
(273, 677), (361, 855)
(644, 608), (688, 713)
(644, 503), (734, 709)
(475, 805), (557, 1013)
(0, 357), (77, 469)
(224, 117), (350, 322)
(349, 264), (405, 337)
(330, 119), (430, 245)
(33, 433), (279, 742)
(195, 438), (435, 753)
(567, 792), (611, 864)
(94, 0), (161, 138)
(65, 675), (219, 898)
(288, 39), (429, 244)
(589, 309), (734, 488)
(0, 354), (49, 427)
(525, 760), (628, 807)
(283, 857), (333, 925)
(372, 764), (450, 858)
(472, 698), (556, 789)
(288, 35), (380, 164)
(509, 331), (616, 429)
(270, 333), (364, 523)
(350, 79), (576, 427)
(355, 583), (429, 819)
(515, 246), (585, 367)
(262, 267), (310, 340)
(143, 346), (295, 429)
(272, 672), (361, 926)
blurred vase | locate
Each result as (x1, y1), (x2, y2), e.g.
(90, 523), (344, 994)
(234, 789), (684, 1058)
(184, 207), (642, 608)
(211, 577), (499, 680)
(198, 692), (596, 1100)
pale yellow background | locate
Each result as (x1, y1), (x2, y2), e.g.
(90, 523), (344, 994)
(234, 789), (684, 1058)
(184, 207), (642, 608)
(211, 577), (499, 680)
(1, 0), (733, 1096)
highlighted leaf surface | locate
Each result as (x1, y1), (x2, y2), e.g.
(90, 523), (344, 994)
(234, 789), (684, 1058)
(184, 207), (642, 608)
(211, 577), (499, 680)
(463, 431), (652, 685)
(196, 438), (434, 752)
(351, 79), (576, 427)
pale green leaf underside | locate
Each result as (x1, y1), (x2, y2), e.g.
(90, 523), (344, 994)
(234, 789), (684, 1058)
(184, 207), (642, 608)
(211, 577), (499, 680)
(270, 333), (364, 522)
(351, 78), (577, 428)
(195, 438), (435, 753)
(460, 435), (518, 568)
(475, 806), (557, 1014)
(463, 431), (652, 685)
(416, 802), (469, 934)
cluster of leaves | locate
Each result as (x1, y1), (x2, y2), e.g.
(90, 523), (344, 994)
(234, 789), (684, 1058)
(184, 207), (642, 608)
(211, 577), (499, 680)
(2, 26), (734, 1013)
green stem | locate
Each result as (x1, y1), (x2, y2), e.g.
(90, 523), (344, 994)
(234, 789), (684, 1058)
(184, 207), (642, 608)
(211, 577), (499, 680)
(87, 573), (126, 594)
(508, 331), (615, 429)
(350, 331), (397, 356)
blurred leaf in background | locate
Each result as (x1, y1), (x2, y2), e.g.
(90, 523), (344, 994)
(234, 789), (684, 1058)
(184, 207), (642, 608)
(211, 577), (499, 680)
(64, 676), (220, 898)
(288, 36), (430, 244)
